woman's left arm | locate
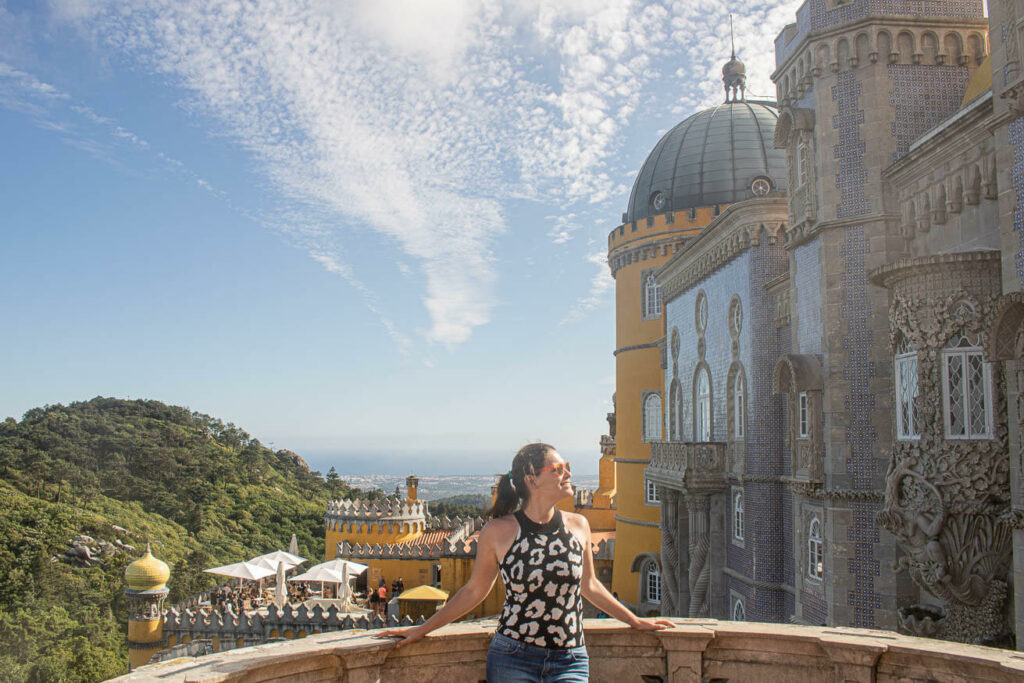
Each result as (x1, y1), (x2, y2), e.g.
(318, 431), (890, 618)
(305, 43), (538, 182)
(570, 513), (674, 631)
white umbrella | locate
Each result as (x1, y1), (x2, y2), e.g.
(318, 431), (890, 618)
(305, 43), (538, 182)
(249, 550), (305, 568)
(274, 561), (287, 607)
(288, 534), (299, 556)
(203, 561), (276, 581)
(289, 560), (367, 600)
(340, 562), (351, 602)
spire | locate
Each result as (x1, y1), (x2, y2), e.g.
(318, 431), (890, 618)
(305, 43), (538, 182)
(722, 13), (746, 103)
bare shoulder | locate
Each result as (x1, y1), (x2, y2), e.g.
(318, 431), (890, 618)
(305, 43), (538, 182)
(479, 515), (519, 563)
(479, 515), (519, 547)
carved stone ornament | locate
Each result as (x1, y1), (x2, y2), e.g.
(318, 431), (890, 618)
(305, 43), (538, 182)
(877, 287), (1012, 644)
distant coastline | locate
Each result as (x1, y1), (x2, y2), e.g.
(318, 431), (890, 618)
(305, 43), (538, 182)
(337, 473), (601, 501)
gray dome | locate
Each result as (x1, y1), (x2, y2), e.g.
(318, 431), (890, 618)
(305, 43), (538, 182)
(625, 100), (786, 224)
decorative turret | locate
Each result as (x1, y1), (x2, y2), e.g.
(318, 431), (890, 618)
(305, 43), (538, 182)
(723, 15), (746, 102)
(125, 544), (170, 670)
(405, 475), (419, 503)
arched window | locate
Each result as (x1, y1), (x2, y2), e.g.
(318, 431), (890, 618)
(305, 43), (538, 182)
(733, 490), (744, 541)
(734, 372), (745, 439)
(942, 333), (993, 439)
(670, 381), (682, 441)
(694, 367), (711, 441)
(643, 273), (662, 319)
(643, 393), (662, 442)
(645, 561), (661, 604)
(894, 334), (920, 440)
(808, 517), (824, 579)
(732, 599), (745, 621)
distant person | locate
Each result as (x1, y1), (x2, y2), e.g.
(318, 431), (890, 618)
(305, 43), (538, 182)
(377, 584), (387, 617)
(396, 577), (404, 595)
(379, 442), (672, 681)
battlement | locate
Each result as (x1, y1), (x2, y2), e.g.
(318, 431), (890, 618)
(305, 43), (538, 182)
(162, 604), (426, 649)
(324, 496), (429, 522)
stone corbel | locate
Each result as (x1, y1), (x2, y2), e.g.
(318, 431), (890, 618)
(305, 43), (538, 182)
(889, 52), (900, 64)
(829, 61), (839, 73)
(868, 51), (878, 64)
(912, 52), (923, 64)
(935, 54), (946, 66)
(848, 56), (859, 68)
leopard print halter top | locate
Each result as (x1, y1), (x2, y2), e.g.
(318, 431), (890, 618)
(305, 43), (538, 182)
(496, 508), (585, 648)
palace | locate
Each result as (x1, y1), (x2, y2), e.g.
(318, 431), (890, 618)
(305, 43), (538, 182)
(610, 0), (1024, 647)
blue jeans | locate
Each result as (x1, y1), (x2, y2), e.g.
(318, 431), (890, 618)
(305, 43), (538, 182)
(486, 632), (589, 682)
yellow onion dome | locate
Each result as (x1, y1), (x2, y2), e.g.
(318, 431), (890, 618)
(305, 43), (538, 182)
(125, 543), (170, 591)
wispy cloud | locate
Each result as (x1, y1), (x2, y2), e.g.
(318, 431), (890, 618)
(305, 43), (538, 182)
(562, 249), (614, 323)
(39, 0), (800, 343)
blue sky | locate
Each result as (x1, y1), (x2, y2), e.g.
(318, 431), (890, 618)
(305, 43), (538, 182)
(0, 0), (800, 475)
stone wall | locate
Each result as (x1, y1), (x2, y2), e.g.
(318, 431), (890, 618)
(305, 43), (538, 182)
(118, 619), (1024, 682)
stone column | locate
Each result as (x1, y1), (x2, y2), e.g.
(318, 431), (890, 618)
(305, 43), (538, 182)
(677, 494), (690, 615)
(660, 488), (681, 615)
(686, 495), (711, 617)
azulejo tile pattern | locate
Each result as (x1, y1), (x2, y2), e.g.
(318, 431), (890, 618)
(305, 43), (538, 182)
(832, 67), (881, 628)
(795, 240), (823, 355)
(1010, 117), (1024, 288)
(888, 65), (970, 162)
(832, 73), (870, 219)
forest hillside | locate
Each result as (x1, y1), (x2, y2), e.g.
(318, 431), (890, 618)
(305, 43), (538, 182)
(0, 397), (375, 682)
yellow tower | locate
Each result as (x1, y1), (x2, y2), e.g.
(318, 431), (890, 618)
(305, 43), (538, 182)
(607, 205), (703, 608)
(405, 475), (419, 503)
(125, 543), (170, 670)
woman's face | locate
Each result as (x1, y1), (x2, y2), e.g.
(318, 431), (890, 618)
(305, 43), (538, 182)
(531, 449), (574, 500)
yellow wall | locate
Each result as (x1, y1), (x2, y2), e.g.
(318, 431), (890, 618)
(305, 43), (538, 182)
(324, 525), (423, 561)
(606, 206), (717, 606)
(365, 558), (437, 594)
(127, 618), (164, 670)
(440, 556), (504, 619)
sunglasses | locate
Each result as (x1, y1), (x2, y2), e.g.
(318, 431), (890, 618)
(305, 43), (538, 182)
(537, 462), (571, 477)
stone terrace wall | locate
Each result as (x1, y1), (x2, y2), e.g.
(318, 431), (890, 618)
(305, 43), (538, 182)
(118, 619), (1024, 682)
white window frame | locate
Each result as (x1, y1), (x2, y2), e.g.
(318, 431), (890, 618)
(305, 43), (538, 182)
(734, 372), (745, 439)
(695, 367), (711, 441)
(807, 517), (824, 580)
(645, 561), (661, 604)
(645, 477), (661, 505)
(643, 393), (662, 442)
(732, 598), (745, 621)
(643, 272), (662, 319)
(895, 350), (920, 440)
(733, 490), (744, 541)
(688, 206), (697, 220)
(798, 391), (809, 438)
(941, 342), (993, 440)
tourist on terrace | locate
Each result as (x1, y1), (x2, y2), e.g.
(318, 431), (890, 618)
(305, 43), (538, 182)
(379, 442), (672, 681)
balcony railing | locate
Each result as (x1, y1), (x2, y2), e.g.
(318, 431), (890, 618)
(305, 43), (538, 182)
(647, 441), (727, 491)
(117, 619), (1024, 682)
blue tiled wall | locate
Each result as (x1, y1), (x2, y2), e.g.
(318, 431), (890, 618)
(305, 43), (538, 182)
(1010, 118), (1024, 289)
(888, 65), (970, 162)
(794, 240), (823, 355)
(664, 254), (753, 443)
(833, 72), (870, 219)
(832, 69), (881, 629)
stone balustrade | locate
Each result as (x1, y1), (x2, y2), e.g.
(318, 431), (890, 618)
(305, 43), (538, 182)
(648, 442), (727, 491)
(116, 619), (1024, 682)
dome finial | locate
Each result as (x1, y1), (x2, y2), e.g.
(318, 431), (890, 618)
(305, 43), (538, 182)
(722, 14), (746, 103)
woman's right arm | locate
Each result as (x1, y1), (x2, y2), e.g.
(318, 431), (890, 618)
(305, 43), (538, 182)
(376, 519), (509, 648)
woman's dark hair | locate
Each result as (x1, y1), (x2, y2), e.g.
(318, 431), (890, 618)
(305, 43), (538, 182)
(486, 442), (555, 518)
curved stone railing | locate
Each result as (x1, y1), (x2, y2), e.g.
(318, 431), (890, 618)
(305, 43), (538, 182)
(116, 619), (1024, 682)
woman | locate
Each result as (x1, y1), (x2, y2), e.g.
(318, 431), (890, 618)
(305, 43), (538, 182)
(379, 443), (672, 681)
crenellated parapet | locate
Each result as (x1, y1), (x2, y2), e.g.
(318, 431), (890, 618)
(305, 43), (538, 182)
(161, 605), (426, 652)
(324, 496), (433, 535)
